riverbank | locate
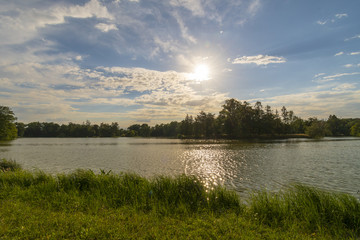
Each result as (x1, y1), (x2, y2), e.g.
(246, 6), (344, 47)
(0, 160), (359, 239)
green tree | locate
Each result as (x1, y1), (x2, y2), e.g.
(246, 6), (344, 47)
(218, 98), (243, 138)
(0, 106), (18, 141)
(42, 122), (61, 137)
(350, 121), (360, 137)
(305, 119), (330, 139)
(164, 121), (179, 137)
(179, 115), (194, 137)
(139, 123), (151, 137)
(99, 123), (113, 137)
(261, 105), (277, 135)
(15, 122), (26, 137)
(194, 111), (216, 138)
(128, 124), (141, 136)
(326, 115), (341, 136)
(290, 117), (305, 134)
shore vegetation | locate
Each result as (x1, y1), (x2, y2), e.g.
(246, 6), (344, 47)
(1, 159), (359, 239)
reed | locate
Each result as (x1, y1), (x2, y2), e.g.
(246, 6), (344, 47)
(248, 184), (360, 237)
(0, 158), (21, 172)
(0, 168), (243, 216)
(0, 162), (359, 239)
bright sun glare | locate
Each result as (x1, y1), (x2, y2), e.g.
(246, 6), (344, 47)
(193, 64), (210, 82)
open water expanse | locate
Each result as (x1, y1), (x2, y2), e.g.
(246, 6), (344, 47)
(1, 137), (360, 197)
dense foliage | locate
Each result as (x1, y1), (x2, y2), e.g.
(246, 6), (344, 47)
(3, 99), (360, 139)
(0, 106), (18, 141)
(1, 160), (359, 239)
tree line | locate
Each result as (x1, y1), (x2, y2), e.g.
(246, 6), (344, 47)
(1, 99), (360, 141)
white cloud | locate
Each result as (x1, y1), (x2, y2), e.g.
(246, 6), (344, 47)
(332, 83), (356, 91)
(345, 34), (360, 41)
(172, 12), (197, 44)
(317, 13), (347, 26)
(263, 88), (360, 118)
(75, 56), (83, 61)
(169, 0), (205, 17)
(57, 0), (114, 20)
(1, 61), (229, 123)
(315, 72), (360, 83)
(344, 64), (354, 68)
(317, 20), (327, 25)
(335, 13), (348, 19)
(248, 0), (261, 16)
(314, 73), (326, 78)
(95, 23), (118, 32)
(0, 0), (114, 45)
(222, 68), (233, 72)
(231, 55), (286, 65)
(350, 52), (360, 55)
(334, 51), (344, 56)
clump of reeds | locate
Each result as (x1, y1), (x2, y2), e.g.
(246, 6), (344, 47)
(0, 159), (22, 172)
(0, 169), (243, 215)
(248, 184), (360, 237)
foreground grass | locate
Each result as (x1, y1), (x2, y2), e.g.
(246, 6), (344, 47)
(0, 160), (359, 239)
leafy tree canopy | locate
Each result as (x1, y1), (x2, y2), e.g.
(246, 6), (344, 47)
(0, 106), (18, 141)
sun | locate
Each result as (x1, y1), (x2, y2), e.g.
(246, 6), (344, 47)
(193, 64), (210, 82)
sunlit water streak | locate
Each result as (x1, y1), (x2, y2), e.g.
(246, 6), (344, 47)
(1, 137), (360, 198)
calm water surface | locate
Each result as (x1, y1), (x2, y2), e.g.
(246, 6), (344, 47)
(1, 137), (360, 197)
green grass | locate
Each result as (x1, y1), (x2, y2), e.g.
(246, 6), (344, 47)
(0, 159), (359, 239)
(248, 185), (360, 238)
(0, 158), (21, 172)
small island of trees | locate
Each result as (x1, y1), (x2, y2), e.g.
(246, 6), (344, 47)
(1, 98), (360, 141)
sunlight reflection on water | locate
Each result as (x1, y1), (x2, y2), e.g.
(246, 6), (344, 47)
(181, 145), (243, 191)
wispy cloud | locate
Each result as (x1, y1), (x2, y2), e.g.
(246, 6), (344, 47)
(317, 20), (327, 25)
(231, 55), (286, 66)
(350, 51), (360, 55)
(334, 51), (344, 56)
(314, 72), (360, 83)
(317, 13), (348, 25)
(95, 23), (118, 32)
(263, 88), (360, 118)
(345, 34), (360, 41)
(314, 73), (326, 78)
(172, 12), (197, 44)
(343, 63), (360, 68)
(332, 83), (356, 91)
(169, 0), (205, 17)
(335, 13), (348, 19)
(248, 0), (262, 16)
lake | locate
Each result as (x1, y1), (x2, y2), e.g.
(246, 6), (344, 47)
(1, 137), (360, 198)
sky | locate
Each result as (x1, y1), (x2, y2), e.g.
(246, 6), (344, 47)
(1, 0), (360, 127)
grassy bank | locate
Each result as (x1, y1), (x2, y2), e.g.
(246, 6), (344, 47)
(0, 159), (359, 239)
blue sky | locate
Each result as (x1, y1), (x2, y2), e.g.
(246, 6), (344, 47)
(1, 0), (359, 126)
